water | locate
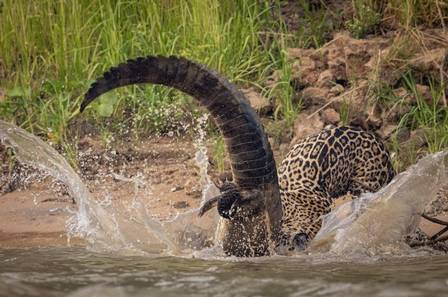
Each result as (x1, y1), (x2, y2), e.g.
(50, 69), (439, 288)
(1, 247), (448, 297)
(0, 119), (220, 256)
(313, 150), (448, 255)
(1, 120), (448, 296)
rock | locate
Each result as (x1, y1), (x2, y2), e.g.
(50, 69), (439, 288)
(331, 81), (369, 116)
(185, 188), (202, 199)
(410, 48), (448, 78)
(366, 103), (383, 129)
(268, 136), (279, 151)
(270, 69), (282, 82)
(292, 111), (324, 144)
(402, 129), (427, 150)
(378, 124), (397, 139)
(170, 185), (184, 192)
(395, 126), (411, 143)
(344, 48), (371, 81)
(173, 201), (189, 209)
(288, 47), (326, 87)
(316, 70), (335, 88)
(241, 88), (272, 115)
(384, 104), (411, 123)
(152, 176), (162, 184)
(287, 48), (303, 59)
(265, 119), (293, 146)
(78, 136), (102, 151)
(394, 87), (413, 104)
(324, 34), (348, 80)
(415, 84), (434, 105)
(278, 143), (290, 159)
(291, 58), (319, 86)
(379, 125), (410, 142)
(301, 87), (330, 107)
(287, 48), (315, 60)
(321, 108), (340, 125)
(368, 51), (404, 85)
(329, 84), (345, 96)
(395, 85), (433, 106)
(264, 78), (276, 89)
(424, 185), (448, 217)
(327, 48), (347, 82)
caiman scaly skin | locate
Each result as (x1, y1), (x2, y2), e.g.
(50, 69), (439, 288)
(82, 56), (283, 257)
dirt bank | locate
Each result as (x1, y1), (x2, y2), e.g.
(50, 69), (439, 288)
(1, 135), (447, 250)
(0, 136), (223, 248)
(0, 0), (447, 249)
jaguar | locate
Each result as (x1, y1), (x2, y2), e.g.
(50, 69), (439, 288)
(277, 125), (395, 250)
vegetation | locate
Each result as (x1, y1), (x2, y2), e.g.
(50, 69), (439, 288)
(0, 0), (447, 170)
(0, 0), (279, 141)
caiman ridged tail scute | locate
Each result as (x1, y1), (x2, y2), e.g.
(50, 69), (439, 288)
(82, 56), (282, 257)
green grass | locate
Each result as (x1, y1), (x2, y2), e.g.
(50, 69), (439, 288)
(1, 0), (447, 171)
(268, 43), (301, 128)
(212, 135), (226, 174)
(346, 0), (382, 38)
(0, 0), (281, 144)
(294, 0), (341, 48)
(334, 0), (448, 38)
(401, 75), (448, 153)
(385, 0), (448, 29)
(385, 73), (448, 171)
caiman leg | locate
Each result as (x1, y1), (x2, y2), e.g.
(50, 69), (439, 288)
(198, 181), (262, 219)
(351, 179), (448, 243)
(421, 213), (448, 242)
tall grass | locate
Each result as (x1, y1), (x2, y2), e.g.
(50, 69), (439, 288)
(385, 0), (448, 29)
(269, 44), (300, 128)
(346, 0), (448, 36)
(1, 0), (446, 165)
(0, 0), (278, 143)
(402, 75), (448, 153)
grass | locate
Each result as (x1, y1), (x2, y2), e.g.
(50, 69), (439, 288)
(212, 135), (226, 174)
(342, 0), (447, 37)
(0, 0), (447, 172)
(268, 42), (301, 128)
(402, 74), (448, 153)
(294, 0), (341, 48)
(346, 0), (382, 38)
(380, 72), (448, 171)
(384, 0), (448, 30)
(0, 0), (281, 143)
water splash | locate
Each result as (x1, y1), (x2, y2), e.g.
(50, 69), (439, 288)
(0, 121), (93, 238)
(0, 120), (219, 255)
(311, 151), (448, 256)
(160, 114), (221, 255)
(2, 119), (447, 257)
(193, 113), (218, 205)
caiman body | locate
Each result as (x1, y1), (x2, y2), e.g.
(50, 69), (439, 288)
(82, 56), (283, 256)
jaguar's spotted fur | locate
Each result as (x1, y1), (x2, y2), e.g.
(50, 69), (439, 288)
(278, 126), (395, 249)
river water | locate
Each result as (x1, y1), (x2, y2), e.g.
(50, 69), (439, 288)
(1, 247), (448, 297)
(1, 120), (448, 297)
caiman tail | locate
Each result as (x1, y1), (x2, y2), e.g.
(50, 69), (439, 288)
(81, 56), (282, 256)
